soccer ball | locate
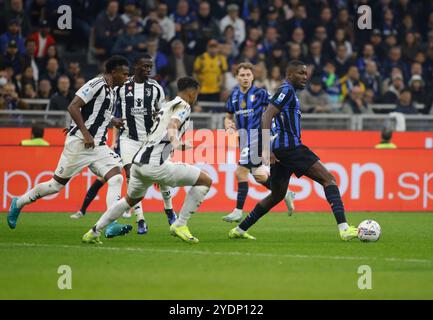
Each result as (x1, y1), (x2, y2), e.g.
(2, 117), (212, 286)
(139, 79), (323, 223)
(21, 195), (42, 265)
(357, 220), (381, 242)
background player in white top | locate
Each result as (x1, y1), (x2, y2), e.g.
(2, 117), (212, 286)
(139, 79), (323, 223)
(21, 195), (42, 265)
(82, 77), (212, 244)
(71, 55), (177, 235)
(8, 56), (132, 238)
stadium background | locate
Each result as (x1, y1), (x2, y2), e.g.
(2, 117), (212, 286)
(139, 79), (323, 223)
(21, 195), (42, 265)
(0, 0), (432, 213)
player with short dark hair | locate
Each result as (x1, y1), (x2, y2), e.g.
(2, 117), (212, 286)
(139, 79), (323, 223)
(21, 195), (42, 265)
(228, 60), (358, 241)
(223, 62), (295, 223)
(8, 55), (132, 238)
(83, 76), (212, 245)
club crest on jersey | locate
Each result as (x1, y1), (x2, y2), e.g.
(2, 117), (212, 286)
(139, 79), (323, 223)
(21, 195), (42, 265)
(241, 100), (247, 109)
(136, 98), (142, 107)
(146, 88), (152, 96)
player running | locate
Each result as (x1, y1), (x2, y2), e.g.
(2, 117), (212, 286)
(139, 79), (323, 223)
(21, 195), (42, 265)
(222, 62), (295, 223)
(71, 55), (177, 234)
(8, 55), (133, 238)
(228, 60), (358, 241)
(82, 77), (212, 245)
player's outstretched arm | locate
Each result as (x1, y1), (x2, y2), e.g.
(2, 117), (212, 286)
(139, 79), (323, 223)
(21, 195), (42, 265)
(67, 96), (94, 149)
(167, 118), (192, 151)
(261, 104), (281, 165)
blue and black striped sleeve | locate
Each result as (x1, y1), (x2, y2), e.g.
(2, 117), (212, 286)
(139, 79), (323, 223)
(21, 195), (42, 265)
(226, 93), (234, 114)
(270, 86), (293, 110)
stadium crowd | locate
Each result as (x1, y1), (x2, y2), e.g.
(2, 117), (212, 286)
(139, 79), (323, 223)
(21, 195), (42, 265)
(1, 0), (433, 115)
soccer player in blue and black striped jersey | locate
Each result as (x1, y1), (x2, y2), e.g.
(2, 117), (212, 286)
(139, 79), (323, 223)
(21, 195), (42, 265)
(223, 62), (295, 223)
(228, 60), (358, 241)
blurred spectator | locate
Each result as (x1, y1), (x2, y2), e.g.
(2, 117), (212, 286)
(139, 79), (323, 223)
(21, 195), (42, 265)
(39, 44), (65, 74)
(0, 19), (26, 54)
(40, 57), (61, 92)
(20, 124), (49, 146)
(167, 40), (194, 94)
(401, 31), (421, 62)
(0, 40), (26, 76)
(67, 62), (82, 89)
(331, 28), (353, 62)
(221, 62), (238, 101)
(73, 76), (86, 92)
(382, 46), (409, 81)
(120, 0), (138, 25)
(220, 4), (246, 45)
(94, 0), (124, 60)
(49, 76), (73, 111)
(193, 39), (227, 103)
(306, 40), (325, 76)
(321, 60), (340, 104)
(71, 0), (105, 46)
(334, 43), (352, 77)
(264, 65), (283, 95)
(0, 0), (31, 36)
(335, 8), (354, 44)
(27, 19), (56, 59)
(266, 45), (287, 75)
(22, 83), (38, 100)
(287, 42), (303, 61)
(382, 73), (405, 104)
(156, 3), (175, 42)
(171, 0), (198, 45)
(285, 4), (309, 42)
(220, 25), (240, 59)
(252, 62), (268, 89)
(370, 29), (386, 62)
(394, 89), (418, 114)
(28, 0), (48, 27)
(361, 61), (382, 103)
(241, 26), (263, 54)
(112, 21), (146, 62)
(339, 65), (365, 101)
(195, 1), (221, 54)
(288, 27), (308, 57)
(356, 44), (378, 77)
(364, 88), (376, 105)
(23, 39), (39, 82)
(299, 76), (331, 113)
(312, 25), (333, 58)
(17, 65), (36, 95)
(408, 75), (432, 114)
(261, 26), (280, 56)
(375, 128), (397, 149)
(238, 44), (259, 65)
(262, 5), (285, 35)
(145, 19), (170, 54)
(37, 79), (51, 99)
(381, 9), (398, 38)
(245, 6), (262, 31)
(210, 0), (228, 20)
(145, 39), (168, 80)
(341, 86), (372, 114)
(0, 82), (27, 110)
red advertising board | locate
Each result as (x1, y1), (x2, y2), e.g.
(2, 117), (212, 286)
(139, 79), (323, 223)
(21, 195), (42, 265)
(1, 130), (432, 212)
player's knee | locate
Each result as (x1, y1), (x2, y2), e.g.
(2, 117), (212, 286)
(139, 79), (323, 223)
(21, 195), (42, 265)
(48, 178), (64, 193)
(107, 174), (124, 186)
(197, 171), (212, 188)
(323, 173), (337, 187)
(254, 175), (268, 185)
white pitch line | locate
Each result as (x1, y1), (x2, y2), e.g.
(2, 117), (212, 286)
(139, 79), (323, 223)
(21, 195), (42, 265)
(1, 242), (432, 265)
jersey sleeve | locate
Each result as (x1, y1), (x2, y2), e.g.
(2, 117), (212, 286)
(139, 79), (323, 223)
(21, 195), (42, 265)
(269, 86), (293, 110)
(260, 89), (270, 107)
(171, 102), (191, 123)
(155, 84), (166, 111)
(75, 78), (103, 104)
(226, 93), (234, 114)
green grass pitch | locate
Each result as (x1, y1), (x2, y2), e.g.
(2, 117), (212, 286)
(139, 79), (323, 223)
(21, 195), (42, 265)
(1, 211), (433, 299)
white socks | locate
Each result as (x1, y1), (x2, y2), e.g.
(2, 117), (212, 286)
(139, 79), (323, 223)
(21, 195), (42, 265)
(338, 222), (349, 231)
(174, 185), (209, 227)
(106, 174), (123, 209)
(16, 178), (64, 209)
(94, 198), (131, 232)
(132, 202), (144, 222)
(160, 185), (173, 210)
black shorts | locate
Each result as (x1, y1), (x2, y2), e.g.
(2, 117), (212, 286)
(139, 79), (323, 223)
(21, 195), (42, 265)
(271, 145), (320, 182)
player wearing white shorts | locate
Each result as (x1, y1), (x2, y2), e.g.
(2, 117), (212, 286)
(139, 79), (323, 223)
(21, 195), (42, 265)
(8, 56), (132, 238)
(82, 77), (212, 244)
(71, 55), (177, 234)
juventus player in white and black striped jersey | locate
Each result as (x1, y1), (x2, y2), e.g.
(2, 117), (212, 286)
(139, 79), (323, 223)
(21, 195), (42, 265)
(73, 55), (177, 233)
(83, 77), (212, 245)
(8, 56), (133, 239)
